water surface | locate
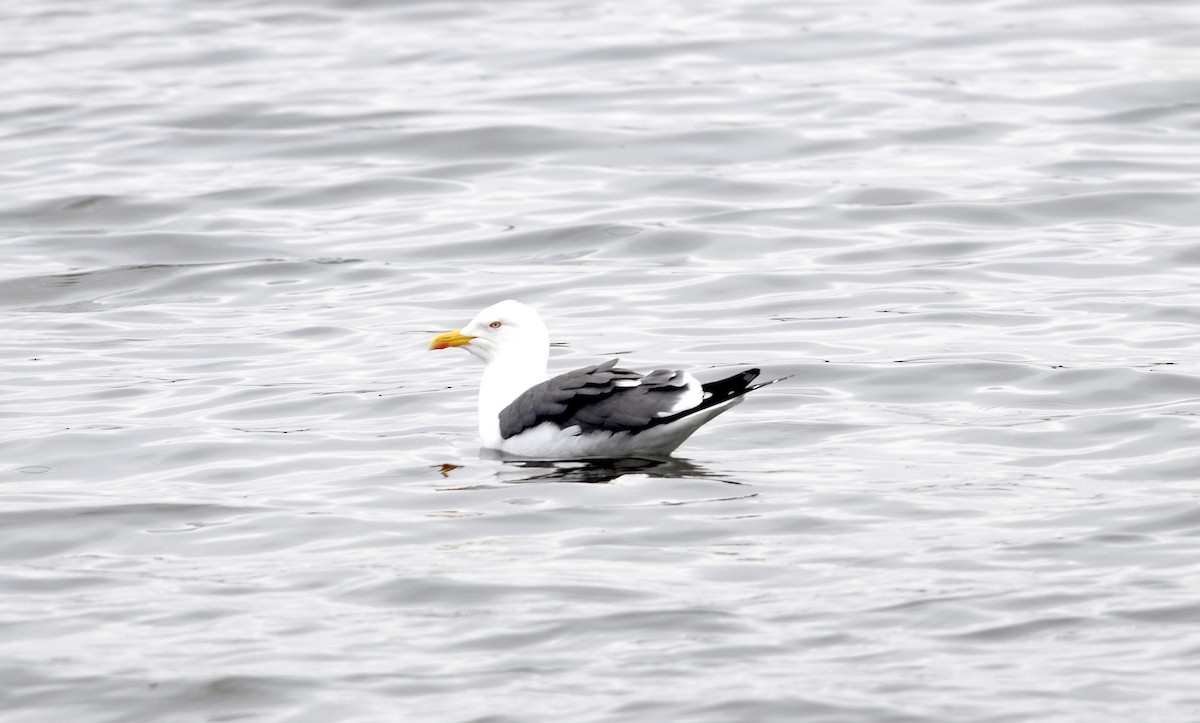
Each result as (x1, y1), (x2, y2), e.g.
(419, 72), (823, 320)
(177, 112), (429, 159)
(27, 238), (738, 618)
(3, 1), (1200, 721)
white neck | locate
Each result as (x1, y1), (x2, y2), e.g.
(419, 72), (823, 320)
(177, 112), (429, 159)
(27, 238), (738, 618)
(477, 351), (549, 448)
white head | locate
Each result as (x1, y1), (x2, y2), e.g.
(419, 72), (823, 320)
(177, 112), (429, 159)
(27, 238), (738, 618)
(428, 299), (550, 368)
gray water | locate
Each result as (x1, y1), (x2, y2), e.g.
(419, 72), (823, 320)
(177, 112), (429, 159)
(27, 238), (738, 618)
(3, 0), (1200, 721)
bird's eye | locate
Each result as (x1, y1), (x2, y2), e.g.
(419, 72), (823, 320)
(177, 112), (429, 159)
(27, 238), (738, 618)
(489, 321), (502, 329)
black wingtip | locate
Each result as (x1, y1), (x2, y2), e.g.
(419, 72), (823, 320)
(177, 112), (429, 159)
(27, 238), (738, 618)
(699, 367), (769, 402)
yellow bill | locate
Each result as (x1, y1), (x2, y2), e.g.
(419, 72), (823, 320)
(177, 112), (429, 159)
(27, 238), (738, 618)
(429, 329), (475, 351)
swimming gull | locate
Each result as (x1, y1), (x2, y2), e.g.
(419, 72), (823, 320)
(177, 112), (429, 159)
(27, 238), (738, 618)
(428, 299), (786, 459)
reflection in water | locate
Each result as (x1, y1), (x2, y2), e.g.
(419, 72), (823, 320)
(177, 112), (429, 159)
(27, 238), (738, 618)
(437, 454), (743, 487)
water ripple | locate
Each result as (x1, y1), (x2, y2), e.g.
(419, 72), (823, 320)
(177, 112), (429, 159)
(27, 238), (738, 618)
(3, 0), (1200, 721)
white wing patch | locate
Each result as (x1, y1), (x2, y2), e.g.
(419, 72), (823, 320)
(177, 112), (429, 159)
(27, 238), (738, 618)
(655, 372), (702, 417)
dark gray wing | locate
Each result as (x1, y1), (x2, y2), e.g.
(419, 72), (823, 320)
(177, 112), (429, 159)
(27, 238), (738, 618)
(498, 359), (695, 439)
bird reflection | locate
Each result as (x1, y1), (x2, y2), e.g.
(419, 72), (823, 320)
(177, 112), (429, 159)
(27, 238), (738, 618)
(435, 454), (742, 488)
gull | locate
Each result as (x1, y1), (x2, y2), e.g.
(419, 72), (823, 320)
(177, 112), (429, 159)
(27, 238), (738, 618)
(429, 300), (785, 459)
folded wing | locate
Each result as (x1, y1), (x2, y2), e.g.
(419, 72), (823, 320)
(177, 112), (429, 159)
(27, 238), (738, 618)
(499, 359), (766, 440)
